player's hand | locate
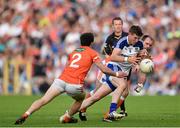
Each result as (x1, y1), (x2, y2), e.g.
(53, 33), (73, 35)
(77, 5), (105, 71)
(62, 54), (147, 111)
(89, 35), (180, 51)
(139, 49), (148, 57)
(146, 54), (153, 60)
(138, 49), (153, 60)
(116, 72), (128, 78)
(134, 83), (143, 93)
(133, 64), (140, 72)
(128, 56), (141, 65)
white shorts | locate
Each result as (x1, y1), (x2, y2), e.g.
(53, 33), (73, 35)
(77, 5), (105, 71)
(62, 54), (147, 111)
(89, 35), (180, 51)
(51, 79), (85, 101)
(97, 58), (110, 83)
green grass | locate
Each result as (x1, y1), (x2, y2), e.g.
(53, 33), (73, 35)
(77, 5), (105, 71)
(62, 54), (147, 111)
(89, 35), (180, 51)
(0, 95), (180, 127)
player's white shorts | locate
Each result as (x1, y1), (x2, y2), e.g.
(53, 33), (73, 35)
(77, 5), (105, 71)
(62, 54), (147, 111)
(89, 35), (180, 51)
(97, 58), (110, 83)
(51, 79), (85, 101)
(100, 62), (124, 91)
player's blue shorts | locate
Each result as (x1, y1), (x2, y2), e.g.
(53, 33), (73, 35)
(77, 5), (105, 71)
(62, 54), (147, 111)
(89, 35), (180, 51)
(101, 62), (122, 91)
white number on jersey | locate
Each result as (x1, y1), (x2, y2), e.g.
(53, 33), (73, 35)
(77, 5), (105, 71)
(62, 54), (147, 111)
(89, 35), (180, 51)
(69, 53), (82, 68)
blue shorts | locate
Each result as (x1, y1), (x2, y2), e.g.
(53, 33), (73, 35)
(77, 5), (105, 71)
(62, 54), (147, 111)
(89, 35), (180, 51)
(101, 63), (122, 91)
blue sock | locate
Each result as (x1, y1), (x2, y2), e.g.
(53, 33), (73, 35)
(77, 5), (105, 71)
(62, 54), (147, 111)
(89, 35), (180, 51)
(109, 103), (117, 113)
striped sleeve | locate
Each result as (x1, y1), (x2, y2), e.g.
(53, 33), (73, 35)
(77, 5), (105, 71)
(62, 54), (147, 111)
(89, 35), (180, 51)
(115, 36), (127, 49)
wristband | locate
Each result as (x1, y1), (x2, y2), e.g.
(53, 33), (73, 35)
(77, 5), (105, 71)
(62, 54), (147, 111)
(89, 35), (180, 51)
(124, 57), (128, 62)
(137, 83), (143, 87)
(116, 72), (119, 77)
(135, 83), (143, 93)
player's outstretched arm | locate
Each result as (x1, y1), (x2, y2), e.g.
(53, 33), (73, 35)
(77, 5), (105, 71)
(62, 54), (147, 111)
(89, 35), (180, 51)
(111, 48), (125, 62)
(95, 61), (127, 78)
(111, 48), (141, 65)
(134, 71), (147, 93)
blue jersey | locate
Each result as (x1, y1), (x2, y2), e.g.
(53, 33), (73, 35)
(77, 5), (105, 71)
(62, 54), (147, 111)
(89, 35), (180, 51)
(100, 36), (143, 91)
(111, 36), (143, 73)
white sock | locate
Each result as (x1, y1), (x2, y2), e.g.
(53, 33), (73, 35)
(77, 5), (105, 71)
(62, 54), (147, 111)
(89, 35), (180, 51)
(25, 111), (30, 116)
(120, 96), (125, 100)
(90, 90), (94, 96)
(65, 110), (71, 118)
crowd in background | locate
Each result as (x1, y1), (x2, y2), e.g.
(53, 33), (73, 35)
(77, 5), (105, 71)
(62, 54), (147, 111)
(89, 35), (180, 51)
(0, 0), (179, 95)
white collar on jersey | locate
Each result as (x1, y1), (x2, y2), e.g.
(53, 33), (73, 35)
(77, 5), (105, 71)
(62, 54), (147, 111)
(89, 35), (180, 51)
(127, 36), (130, 45)
(127, 36), (133, 45)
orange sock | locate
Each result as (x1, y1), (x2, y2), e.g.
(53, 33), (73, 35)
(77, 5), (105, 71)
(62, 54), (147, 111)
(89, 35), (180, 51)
(117, 99), (124, 109)
(22, 113), (29, 119)
(103, 111), (109, 118)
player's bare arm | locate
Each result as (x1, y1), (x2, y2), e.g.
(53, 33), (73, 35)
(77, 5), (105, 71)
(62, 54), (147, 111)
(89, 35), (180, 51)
(95, 61), (127, 78)
(110, 48), (125, 62)
(111, 48), (141, 65)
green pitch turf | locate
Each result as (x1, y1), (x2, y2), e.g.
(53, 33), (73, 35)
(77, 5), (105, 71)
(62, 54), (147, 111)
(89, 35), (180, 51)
(0, 95), (179, 127)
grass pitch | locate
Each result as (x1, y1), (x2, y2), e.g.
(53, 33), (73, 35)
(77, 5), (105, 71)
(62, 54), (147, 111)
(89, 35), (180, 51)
(0, 95), (179, 127)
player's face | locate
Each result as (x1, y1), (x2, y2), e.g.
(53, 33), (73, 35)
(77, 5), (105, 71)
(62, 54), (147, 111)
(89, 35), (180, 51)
(112, 20), (123, 33)
(143, 37), (153, 50)
(128, 33), (140, 45)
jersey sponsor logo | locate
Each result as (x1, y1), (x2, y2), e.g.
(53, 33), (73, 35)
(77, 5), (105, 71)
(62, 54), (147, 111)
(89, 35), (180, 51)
(122, 46), (140, 55)
(75, 48), (85, 52)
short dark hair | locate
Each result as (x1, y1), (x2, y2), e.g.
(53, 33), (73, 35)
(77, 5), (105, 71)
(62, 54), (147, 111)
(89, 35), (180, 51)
(112, 17), (123, 24)
(129, 25), (143, 37)
(142, 35), (155, 44)
(80, 33), (94, 46)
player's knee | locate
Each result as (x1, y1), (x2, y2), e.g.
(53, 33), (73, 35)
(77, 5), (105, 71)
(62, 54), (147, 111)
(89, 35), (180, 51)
(123, 90), (129, 97)
(72, 94), (85, 101)
(117, 83), (126, 92)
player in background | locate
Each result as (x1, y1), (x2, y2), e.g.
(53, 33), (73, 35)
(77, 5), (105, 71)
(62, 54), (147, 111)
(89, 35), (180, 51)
(14, 33), (127, 125)
(79, 25), (143, 121)
(134, 35), (155, 92)
(102, 17), (128, 57)
(79, 17), (128, 121)
(103, 35), (155, 122)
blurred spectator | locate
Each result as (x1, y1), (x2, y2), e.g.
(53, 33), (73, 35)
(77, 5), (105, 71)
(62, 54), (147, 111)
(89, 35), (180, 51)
(0, 0), (179, 95)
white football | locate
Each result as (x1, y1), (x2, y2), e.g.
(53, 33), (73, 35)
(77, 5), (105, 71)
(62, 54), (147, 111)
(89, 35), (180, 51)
(140, 59), (154, 73)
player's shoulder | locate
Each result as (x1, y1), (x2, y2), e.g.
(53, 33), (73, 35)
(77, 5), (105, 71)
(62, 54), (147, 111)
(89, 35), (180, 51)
(108, 32), (115, 38)
(134, 40), (143, 49)
(135, 40), (143, 46)
(105, 33), (114, 41)
(118, 36), (128, 44)
(121, 31), (128, 37)
(83, 46), (98, 54)
(116, 36), (128, 48)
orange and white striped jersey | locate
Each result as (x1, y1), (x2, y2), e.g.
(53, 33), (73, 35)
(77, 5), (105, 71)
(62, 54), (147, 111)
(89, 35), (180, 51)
(59, 46), (101, 84)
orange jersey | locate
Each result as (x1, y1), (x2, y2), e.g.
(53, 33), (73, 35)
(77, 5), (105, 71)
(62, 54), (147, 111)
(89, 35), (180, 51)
(59, 46), (101, 84)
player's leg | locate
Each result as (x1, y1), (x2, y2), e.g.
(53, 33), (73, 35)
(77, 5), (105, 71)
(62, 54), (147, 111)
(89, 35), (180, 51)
(79, 84), (124, 121)
(103, 77), (127, 121)
(81, 79), (102, 111)
(119, 68), (131, 116)
(59, 83), (85, 123)
(60, 100), (82, 123)
(79, 84), (112, 111)
(119, 85), (129, 116)
(79, 71), (104, 121)
(103, 86), (128, 117)
(15, 79), (65, 125)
